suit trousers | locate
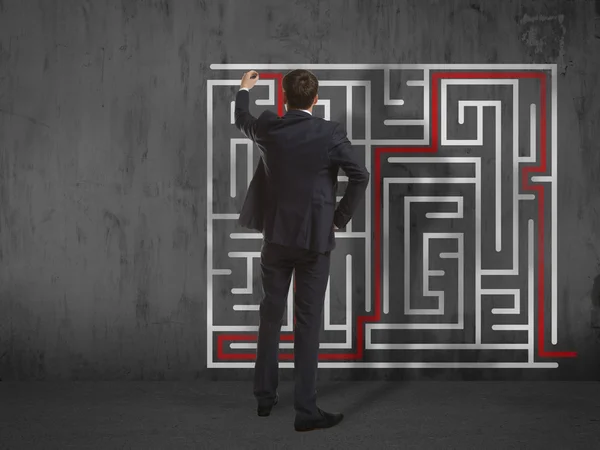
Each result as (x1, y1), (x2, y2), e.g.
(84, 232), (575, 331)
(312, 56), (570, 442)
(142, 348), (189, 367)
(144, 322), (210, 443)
(253, 240), (330, 418)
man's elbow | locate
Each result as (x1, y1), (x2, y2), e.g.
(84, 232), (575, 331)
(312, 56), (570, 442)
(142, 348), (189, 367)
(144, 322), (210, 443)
(234, 110), (243, 130)
(349, 168), (369, 188)
(360, 168), (370, 186)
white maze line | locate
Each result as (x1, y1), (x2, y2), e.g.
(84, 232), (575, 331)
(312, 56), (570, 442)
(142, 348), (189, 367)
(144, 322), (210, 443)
(367, 342), (528, 350)
(518, 194), (536, 201)
(211, 362), (559, 369)
(228, 252), (260, 295)
(364, 81), (372, 313)
(482, 289), (521, 315)
(353, 139), (432, 145)
(213, 213), (239, 220)
(213, 269), (232, 276)
(383, 69), (405, 106)
(229, 232), (367, 239)
(283, 275), (294, 332)
(518, 103), (537, 163)
(386, 177), (475, 184)
(528, 219), (535, 361)
(323, 254), (352, 349)
(255, 80), (275, 106)
(230, 139), (236, 196)
(315, 98), (331, 120)
(551, 65), (558, 345)
(346, 87), (352, 139)
(384, 157), (481, 342)
(233, 305), (259, 311)
(531, 176), (552, 183)
(210, 362), (559, 369)
(207, 81), (215, 367)
(367, 323), (463, 331)
(229, 139), (253, 198)
(384, 119), (426, 126)
(492, 324), (529, 331)
(422, 196), (464, 219)
(211, 64), (557, 70)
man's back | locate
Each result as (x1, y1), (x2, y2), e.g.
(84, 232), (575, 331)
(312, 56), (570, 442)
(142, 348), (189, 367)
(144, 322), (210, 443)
(254, 109), (341, 252)
(236, 91), (369, 253)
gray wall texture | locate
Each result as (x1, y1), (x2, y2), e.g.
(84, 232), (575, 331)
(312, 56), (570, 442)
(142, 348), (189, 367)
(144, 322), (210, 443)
(1, 0), (600, 380)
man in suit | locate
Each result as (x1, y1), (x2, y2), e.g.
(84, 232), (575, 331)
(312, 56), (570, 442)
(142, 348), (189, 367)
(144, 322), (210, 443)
(234, 69), (369, 432)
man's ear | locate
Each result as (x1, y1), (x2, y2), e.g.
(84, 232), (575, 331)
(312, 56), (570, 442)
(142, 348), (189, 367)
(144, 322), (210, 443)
(313, 95), (319, 106)
(283, 91), (288, 106)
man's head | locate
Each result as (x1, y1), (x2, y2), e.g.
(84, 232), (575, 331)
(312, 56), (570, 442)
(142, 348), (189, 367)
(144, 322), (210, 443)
(282, 69), (319, 111)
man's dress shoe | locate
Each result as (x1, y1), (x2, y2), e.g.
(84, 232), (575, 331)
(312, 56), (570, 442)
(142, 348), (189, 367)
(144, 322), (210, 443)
(294, 408), (344, 432)
(257, 394), (278, 417)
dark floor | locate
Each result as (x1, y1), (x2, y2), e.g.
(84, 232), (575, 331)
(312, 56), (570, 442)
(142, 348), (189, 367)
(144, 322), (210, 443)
(1, 381), (599, 449)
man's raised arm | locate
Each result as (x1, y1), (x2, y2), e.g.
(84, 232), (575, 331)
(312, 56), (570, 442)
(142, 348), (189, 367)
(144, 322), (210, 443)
(234, 71), (260, 141)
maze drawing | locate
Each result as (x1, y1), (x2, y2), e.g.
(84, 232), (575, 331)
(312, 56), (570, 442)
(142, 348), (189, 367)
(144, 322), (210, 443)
(206, 64), (576, 369)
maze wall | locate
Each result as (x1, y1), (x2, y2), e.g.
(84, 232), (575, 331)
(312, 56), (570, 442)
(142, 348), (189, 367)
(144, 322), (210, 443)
(206, 64), (577, 369)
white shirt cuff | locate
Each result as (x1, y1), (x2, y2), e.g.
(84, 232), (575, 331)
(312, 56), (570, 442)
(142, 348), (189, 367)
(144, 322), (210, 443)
(239, 88), (249, 91)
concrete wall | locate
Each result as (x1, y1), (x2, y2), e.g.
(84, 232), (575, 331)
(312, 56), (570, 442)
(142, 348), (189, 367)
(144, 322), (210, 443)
(1, 0), (599, 380)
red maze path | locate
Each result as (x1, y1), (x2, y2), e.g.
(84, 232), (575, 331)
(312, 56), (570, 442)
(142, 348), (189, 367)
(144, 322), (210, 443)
(217, 70), (577, 362)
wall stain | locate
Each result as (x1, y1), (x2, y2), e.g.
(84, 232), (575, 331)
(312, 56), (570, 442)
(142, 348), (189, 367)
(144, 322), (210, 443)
(156, 0), (171, 17)
(0, 109), (49, 128)
(595, 0), (600, 39)
(80, 3), (90, 35)
(121, 0), (138, 24)
(591, 275), (600, 347)
(172, 226), (190, 250)
(591, 275), (600, 310)
(519, 13), (566, 72)
(178, 34), (190, 101)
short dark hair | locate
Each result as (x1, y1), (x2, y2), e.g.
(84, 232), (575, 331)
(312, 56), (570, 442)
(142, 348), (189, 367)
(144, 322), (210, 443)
(282, 69), (318, 110)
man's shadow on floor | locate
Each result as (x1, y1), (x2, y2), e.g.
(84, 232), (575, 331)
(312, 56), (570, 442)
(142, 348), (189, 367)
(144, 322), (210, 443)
(278, 373), (407, 418)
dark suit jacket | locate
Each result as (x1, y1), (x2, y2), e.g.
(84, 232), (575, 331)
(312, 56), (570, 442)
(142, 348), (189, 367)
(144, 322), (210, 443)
(234, 89), (370, 254)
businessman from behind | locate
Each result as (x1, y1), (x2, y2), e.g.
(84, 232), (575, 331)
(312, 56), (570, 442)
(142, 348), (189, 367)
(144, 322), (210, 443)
(233, 69), (369, 432)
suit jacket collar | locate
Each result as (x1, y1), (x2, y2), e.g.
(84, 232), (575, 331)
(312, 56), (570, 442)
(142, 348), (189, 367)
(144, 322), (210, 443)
(284, 109), (312, 118)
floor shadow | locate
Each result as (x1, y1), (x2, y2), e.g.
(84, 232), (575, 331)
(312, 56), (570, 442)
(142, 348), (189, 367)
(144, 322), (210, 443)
(316, 380), (407, 418)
